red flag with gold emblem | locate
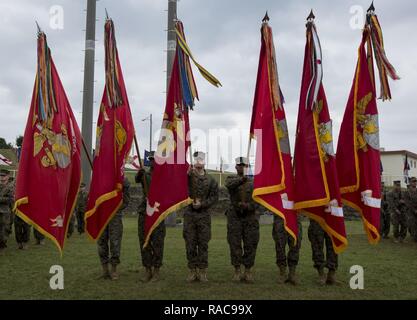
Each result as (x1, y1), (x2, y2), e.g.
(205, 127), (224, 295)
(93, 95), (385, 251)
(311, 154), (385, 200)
(336, 6), (399, 243)
(293, 13), (347, 253)
(85, 18), (134, 240)
(144, 21), (221, 246)
(14, 30), (81, 253)
(250, 17), (298, 242)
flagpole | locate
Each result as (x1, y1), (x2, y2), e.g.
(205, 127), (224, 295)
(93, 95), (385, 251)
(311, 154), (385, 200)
(81, 0), (97, 187)
(246, 135), (252, 162)
(81, 138), (93, 169)
(133, 134), (149, 196)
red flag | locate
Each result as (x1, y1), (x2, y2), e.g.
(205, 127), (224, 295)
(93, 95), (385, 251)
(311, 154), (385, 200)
(293, 17), (347, 253)
(250, 21), (298, 242)
(144, 21), (221, 246)
(336, 8), (399, 243)
(14, 31), (81, 253)
(85, 18), (134, 240)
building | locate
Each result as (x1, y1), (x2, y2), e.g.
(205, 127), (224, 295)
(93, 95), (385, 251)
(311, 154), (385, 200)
(0, 148), (18, 176)
(380, 149), (417, 187)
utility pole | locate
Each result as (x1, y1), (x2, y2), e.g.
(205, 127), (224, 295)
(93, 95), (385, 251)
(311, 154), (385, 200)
(166, 0), (177, 88)
(81, 0), (97, 187)
(165, 0), (178, 227)
(149, 113), (153, 151)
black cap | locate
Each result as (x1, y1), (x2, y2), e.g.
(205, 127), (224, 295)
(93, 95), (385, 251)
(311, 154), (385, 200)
(148, 151), (155, 160)
(393, 180), (401, 185)
(410, 177), (417, 182)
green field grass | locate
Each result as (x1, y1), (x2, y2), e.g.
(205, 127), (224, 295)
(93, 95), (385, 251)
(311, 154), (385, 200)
(1, 216), (417, 300)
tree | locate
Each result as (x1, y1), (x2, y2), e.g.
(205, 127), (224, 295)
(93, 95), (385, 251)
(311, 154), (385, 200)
(0, 137), (12, 149)
(16, 135), (23, 148)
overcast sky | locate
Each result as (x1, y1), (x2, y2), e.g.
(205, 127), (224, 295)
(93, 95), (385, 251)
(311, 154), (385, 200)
(0, 0), (415, 169)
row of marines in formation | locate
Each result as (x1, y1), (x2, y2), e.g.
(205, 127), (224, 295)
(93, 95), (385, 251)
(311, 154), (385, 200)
(1, 153), (417, 285)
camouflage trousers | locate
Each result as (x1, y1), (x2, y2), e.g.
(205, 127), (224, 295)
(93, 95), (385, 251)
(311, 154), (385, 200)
(14, 215), (30, 244)
(406, 212), (417, 242)
(138, 214), (166, 268)
(183, 211), (211, 269)
(272, 215), (302, 268)
(0, 211), (7, 249)
(76, 210), (85, 234)
(34, 228), (45, 241)
(391, 211), (407, 240)
(380, 211), (390, 238)
(226, 211), (259, 269)
(67, 214), (76, 238)
(6, 210), (14, 236)
(98, 213), (123, 266)
(308, 219), (338, 271)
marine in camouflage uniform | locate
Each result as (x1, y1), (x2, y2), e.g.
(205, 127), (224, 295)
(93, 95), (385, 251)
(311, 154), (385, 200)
(3, 175), (14, 238)
(4, 176), (31, 250)
(272, 214), (302, 285)
(404, 177), (417, 243)
(75, 182), (88, 235)
(97, 177), (130, 280)
(184, 151), (219, 282)
(308, 219), (338, 285)
(225, 156), (259, 283)
(388, 180), (407, 242)
(135, 152), (166, 282)
(380, 181), (390, 239)
(0, 169), (14, 252)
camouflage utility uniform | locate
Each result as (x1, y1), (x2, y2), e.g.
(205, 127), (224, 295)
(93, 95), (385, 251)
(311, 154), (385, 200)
(136, 169), (166, 272)
(388, 189), (407, 241)
(380, 186), (390, 238)
(272, 214), (302, 271)
(225, 175), (259, 272)
(184, 170), (218, 271)
(0, 180), (14, 249)
(98, 178), (130, 268)
(75, 188), (88, 234)
(404, 187), (417, 242)
(308, 219), (338, 273)
(14, 215), (31, 246)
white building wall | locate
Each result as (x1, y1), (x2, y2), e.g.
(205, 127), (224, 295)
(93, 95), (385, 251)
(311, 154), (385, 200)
(381, 153), (417, 187)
